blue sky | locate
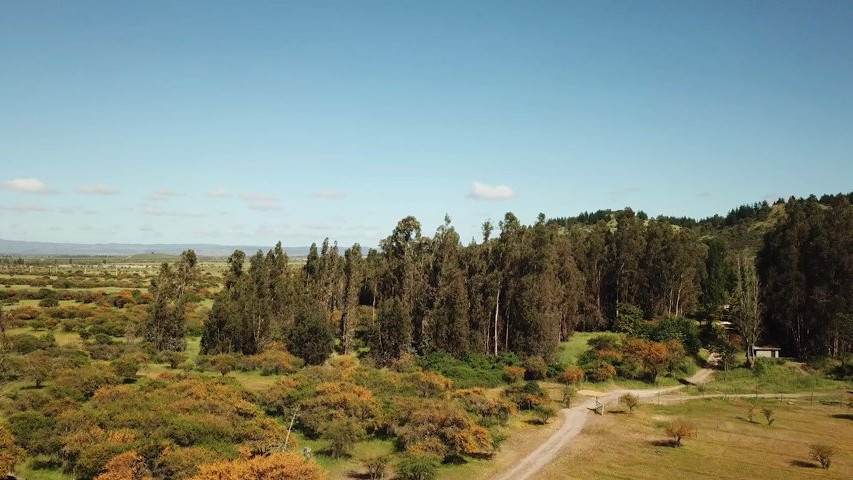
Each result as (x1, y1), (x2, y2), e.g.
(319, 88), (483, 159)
(1, 1), (852, 248)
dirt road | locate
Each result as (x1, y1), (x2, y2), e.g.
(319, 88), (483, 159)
(494, 369), (714, 480)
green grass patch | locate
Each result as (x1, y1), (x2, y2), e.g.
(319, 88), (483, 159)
(15, 459), (75, 480)
(185, 336), (202, 361)
(301, 437), (395, 477)
(5, 326), (85, 347)
(556, 332), (599, 365)
(704, 362), (849, 394)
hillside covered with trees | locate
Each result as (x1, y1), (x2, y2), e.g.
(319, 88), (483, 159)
(193, 192), (852, 364)
(0, 192), (850, 480)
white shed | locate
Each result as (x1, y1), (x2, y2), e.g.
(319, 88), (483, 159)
(752, 346), (781, 358)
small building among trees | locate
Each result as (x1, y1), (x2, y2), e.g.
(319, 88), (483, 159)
(752, 346), (781, 358)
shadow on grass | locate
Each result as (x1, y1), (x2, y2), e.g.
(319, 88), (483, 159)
(444, 455), (468, 465)
(649, 439), (678, 447)
(789, 459), (818, 469)
(345, 471), (373, 480)
(734, 416), (757, 424)
(19, 384), (45, 390)
(830, 413), (853, 421)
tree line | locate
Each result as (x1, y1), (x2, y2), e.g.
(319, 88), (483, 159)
(145, 193), (852, 364)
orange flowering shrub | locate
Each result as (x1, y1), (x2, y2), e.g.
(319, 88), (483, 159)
(260, 377), (303, 415)
(409, 371), (453, 398)
(393, 398), (493, 459)
(0, 426), (25, 474)
(95, 451), (152, 480)
(502, 366), (525, 383)
(155, 446), (223, 480)
(451, 388), (515, 426)
(301, 380), (382, 435)
(558, 366), (584, 385)
(58, 376), (278, 478)
(191, 452), (325, 480)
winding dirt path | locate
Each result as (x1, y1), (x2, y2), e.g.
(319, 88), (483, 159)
(494, 369), (714, 480)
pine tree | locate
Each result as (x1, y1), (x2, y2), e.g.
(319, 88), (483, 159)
(429, 216), (471, 355)
(341, 244), (364, 354)
(606, 209), (646, 324)
(732, 253), (762, 367)
(146, 250), (198, 351)
(288, 296), (334, 365)
(701, 238), (729, 319)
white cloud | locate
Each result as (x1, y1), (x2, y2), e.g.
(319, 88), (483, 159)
(206, 187), (231, 198)
(1, 204), (50, 212)
(248, 202), (282, 211)
(466, 181), (516, 201)
(1, 178), (54, 194)
(149, 187), (179, 200)
(240, 193), (281, 211)
(78, 184), (119, 195)
(314, 189), (346, 199)
(240, 193), (277, 202)
(143, 207), (205, 218)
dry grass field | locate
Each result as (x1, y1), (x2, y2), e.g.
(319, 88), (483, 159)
(537, 396), (852, 480)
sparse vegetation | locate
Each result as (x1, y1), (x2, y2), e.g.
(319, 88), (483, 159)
(761, 407), (775, 425)
(534, 404), (557, 424)
(620, 393), (640, 412)
(561, 385), (577, 408)
(809, 444), (835, 470)
(665, 420), (697, 447)
(362, 455), (391, 480)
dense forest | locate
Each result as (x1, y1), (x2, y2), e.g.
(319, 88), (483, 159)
(150, 193), (853, 365)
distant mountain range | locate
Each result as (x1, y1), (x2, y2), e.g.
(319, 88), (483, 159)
(0, 239), (311, 258)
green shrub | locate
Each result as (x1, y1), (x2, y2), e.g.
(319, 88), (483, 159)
(614, 303), (646, 336)
(649, 316), (701, 355)
(8, 410), (58, 455)
(584, 359), (616, 382)
(111, 355), (141, 381)
(417, 351), (504, 388)
(546, 360), (568, 378)
(209, 354), (239, 376)
(534, 404), (557, 424)
(161, 351), (187, 369)
(363, 455), (391, 480)
(497, 351), (522, 366)
(561, 385), (577, 407)
(38, 297), (59, 308)
(505, 381), (547, 410)
(395, 453), (440, 480)
(322, 417), (366, 458)
(523, 356), (547, 380)
(752, 357), (785, 377)
(8, 333), (55, 354)
(620, 393), (640, 412)
(587, 334), (621, 352)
